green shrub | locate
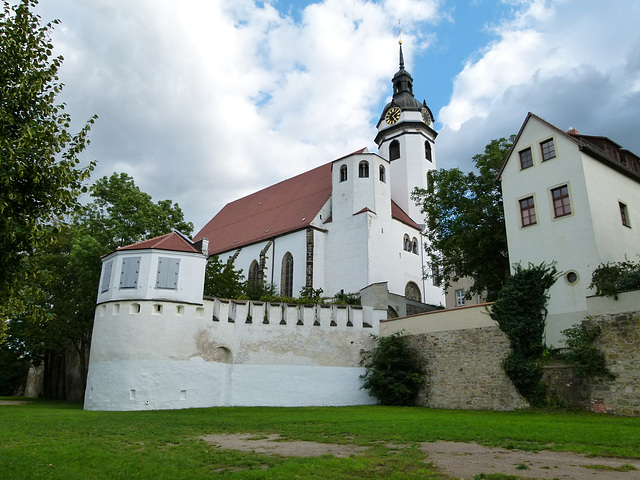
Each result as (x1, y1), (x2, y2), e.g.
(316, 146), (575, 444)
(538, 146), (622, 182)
(360, 332), (425, 405)
(590, 259), (640, 299)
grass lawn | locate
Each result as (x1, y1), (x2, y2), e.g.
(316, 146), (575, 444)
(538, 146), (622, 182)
(1, 398), (639, 479)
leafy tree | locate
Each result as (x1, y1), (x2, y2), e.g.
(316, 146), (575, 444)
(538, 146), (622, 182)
(5, 173), (193, 399)
(360, 332), (425, 405)
(203, 256), (246, 300)
(413, 136), (514, 301)
(490, 262), (559, 405)
(0, 0), (96, 311)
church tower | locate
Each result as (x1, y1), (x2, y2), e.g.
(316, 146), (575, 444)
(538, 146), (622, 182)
(375, 42), (437, 223)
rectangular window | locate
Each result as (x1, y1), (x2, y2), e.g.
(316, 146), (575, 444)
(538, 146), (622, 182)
(100, 260), (113, 293)
(519, 147), (533, 169)
(519, 196), (537, 227)
(551, 185), (571, 218)
(119, 256), (141, 289)
(156, 257), (180, 289)
(455, 289), (465, 307)
(620, 202), (630, 227)
(540, 138), (556, 161)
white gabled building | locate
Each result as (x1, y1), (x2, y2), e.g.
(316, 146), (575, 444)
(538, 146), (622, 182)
(499, 113), (640, 346)
(195, 44), (444, 314)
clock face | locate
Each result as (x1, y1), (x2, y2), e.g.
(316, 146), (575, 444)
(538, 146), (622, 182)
(422, 108), (432, 126)
(385, 107), (401, 125)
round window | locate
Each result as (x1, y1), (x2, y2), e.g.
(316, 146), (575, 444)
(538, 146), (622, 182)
(565, 271), (578, 285)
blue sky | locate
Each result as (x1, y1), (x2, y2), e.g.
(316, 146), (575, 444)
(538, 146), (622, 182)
(32, 0), (640, 233)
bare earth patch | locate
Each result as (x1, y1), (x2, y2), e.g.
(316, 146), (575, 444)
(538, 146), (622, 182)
(201, 434), (640, 479)
(0, 400), (31, 405)
(420, 441), (640, 480)
(200, 433), (368, 458)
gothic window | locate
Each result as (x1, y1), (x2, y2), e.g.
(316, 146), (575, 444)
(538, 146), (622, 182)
(379, 165), (386, 183)
(281, 252), (294, 298)
(411, 237), (419, 254)
(339, 164), (347, 182)
(358, 161), (369, 178)
(248, 260), (260, 285)
(389, 140), (400, 161)
(405, 282), (421, 302)
(425, 141), (432, 162)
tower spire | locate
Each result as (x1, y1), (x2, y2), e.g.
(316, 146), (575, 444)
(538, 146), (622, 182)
(399, 41), (405, 70)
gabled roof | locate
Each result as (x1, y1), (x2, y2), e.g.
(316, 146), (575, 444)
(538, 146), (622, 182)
(117, 232), (200, 253)
(195, 162), (334, 255)
(498, 112), (640, 182)
(195, 149), (422, 255)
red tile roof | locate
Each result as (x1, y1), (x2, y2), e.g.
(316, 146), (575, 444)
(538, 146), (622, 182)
(196, 150), (422, 254)
(195, 162), (333, 254)
(117, 232), (200, 253)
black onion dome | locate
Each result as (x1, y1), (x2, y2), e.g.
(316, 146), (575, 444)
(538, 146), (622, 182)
(379, 43), (430, 123)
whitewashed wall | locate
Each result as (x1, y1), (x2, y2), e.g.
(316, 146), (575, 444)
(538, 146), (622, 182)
(97, 249), (207, 305)
(85, 299), (380, 411)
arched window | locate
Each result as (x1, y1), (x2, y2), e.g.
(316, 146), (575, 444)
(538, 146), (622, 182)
(379, 165), (386, 183)
(412, 238), (419, 254)
(403, 234), (411, 251)
(248, 260), (259, 285)
(425, 141), (432, 162)
(389, 140), (400, 161)
(358, 161), (369, 178)
(339, 164), (347, 182)
(281, 252), (294, 298)
(405, 282), (421, 302)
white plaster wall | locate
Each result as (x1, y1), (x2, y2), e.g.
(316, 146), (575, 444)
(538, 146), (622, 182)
(501, 118), (600, 345)
(581, 155), (640, 262)
(85, 299), (379, 411)
(97, 249), (206, 305)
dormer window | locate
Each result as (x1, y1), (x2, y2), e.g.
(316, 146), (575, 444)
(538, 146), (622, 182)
(358, 161), (369, 178)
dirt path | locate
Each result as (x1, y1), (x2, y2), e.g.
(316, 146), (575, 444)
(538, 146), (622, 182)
(201, 433), (640, 479)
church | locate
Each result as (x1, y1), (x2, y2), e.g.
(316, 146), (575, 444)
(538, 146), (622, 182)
(195, 44), (444, 314)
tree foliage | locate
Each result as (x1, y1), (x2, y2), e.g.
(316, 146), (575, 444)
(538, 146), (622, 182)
(560, 323), (613, 379)
(413, 136), (514, 301)
(0, 0), (96, 299)
(589, 259), (640, 300)
(490, 262), (559, 405)
(360, 332), (425, 406)
(2, 173), (193, 398)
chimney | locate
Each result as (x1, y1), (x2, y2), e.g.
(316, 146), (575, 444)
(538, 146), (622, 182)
(567, 127), (579, 136)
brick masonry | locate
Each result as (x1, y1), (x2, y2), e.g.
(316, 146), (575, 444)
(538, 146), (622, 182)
(407, 326), (529, 411)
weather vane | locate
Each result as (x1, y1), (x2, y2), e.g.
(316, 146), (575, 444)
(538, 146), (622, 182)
(397, 18), (403, 44)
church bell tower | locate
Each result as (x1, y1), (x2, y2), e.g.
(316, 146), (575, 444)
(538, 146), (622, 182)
(375, 42), (437, 223)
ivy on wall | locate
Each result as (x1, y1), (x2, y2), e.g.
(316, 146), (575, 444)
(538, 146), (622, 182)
(490, 262), (559, 406)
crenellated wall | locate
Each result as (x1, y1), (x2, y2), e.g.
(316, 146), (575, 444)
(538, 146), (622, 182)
(85, 297), (383, 411)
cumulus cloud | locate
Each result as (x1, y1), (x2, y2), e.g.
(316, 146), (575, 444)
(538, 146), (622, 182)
(436, 0), (640, 171)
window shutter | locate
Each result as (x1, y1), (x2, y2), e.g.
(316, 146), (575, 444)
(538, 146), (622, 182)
(120, 257), (141, 289)
(156, 257), (180, 289)
(100, 261), (113, 293)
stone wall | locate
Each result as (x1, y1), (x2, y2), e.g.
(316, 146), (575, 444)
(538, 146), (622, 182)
(545, 310), (640, 416)
(407, 326), (528, 411)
